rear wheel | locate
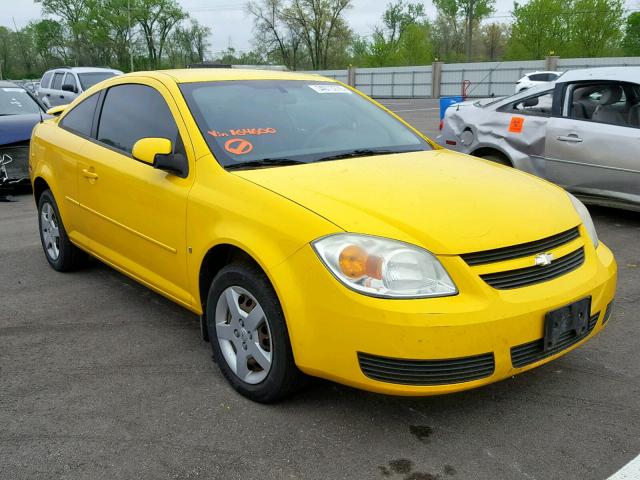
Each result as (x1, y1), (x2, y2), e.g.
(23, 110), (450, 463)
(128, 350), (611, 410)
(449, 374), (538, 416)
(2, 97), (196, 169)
(206, 262), (303, 402)
(38, 189), (87, 271)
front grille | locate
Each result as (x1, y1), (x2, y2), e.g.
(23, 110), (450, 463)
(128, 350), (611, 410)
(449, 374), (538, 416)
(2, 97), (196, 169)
(603, 303), (613, 325)
(461, 227), (580, 266)
(480, 247), (584, 290)
(511, 312), (599, 368)
(0, 145), (29, 182)
(358, 351), (495, 385)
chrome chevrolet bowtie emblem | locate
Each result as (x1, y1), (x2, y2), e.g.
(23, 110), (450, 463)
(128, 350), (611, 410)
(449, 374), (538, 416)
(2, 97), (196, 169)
(534, 253), (554, 266)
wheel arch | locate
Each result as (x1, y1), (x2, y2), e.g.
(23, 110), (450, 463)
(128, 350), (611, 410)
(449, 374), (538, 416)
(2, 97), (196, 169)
(197, 242), (290, 342)
(470, 146), (513, 166)
(33, 176), (51, 206)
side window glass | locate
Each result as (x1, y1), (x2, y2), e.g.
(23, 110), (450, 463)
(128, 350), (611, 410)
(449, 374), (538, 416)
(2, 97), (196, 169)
(64, 73), (78, 92)
(528, 74), (543, 82)
(41, 72), (53, 89)
(52, 72), (64, 90)
(97, 84), (178, 155)
(60, 93), (100, 137)
(503, 91), (554, 116)
(569, 83), (632, 127)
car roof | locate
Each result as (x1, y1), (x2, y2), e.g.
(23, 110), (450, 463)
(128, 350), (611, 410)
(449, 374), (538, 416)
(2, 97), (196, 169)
(557, 66), (640, 84)
(141, 68), (336, 84)
(525, 71), (561, 76)
(47, 66), (122, 74)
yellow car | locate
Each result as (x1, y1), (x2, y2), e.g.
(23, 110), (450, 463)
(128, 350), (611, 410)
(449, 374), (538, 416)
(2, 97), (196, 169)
(30, 69), (617, 402)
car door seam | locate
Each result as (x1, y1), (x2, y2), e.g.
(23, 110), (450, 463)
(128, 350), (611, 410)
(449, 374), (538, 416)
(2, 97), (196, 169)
(77, 202), (178, 254)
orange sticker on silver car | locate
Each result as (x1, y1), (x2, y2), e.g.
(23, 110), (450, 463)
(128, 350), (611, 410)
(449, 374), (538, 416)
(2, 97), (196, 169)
(224, 138), (254, 155)
(509, 116), (525, 133)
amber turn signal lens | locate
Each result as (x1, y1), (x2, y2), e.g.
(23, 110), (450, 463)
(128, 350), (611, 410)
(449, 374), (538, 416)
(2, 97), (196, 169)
(339, 245), (383, 280)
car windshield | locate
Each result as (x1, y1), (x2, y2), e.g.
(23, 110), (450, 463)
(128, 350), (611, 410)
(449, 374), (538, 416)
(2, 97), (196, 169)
(0, 87), (42, 115)
(78, 72), (117, 90)
(180, 80), (431, 169)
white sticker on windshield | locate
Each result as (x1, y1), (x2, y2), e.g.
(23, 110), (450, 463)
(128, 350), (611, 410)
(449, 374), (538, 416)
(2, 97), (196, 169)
(308, 84), (352, 94)
(2, 88), (24, 92)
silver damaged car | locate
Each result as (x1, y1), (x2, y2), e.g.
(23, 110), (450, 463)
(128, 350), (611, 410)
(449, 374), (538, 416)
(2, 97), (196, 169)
(438, 67), (640, 212)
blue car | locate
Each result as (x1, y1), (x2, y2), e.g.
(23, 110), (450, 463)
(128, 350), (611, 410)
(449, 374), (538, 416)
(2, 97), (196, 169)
(0, 81), (49, 191)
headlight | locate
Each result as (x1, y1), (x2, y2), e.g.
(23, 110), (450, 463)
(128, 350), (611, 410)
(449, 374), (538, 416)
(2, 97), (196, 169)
(568, 193), (598, 248)
(312, 234), (457, 298)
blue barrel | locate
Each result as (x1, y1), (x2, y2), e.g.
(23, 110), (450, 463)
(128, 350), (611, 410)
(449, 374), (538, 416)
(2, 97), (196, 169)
(439, 96), (463, 121)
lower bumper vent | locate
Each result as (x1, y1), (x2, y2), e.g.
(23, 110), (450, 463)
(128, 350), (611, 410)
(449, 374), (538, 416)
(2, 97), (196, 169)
(510, 312), (599, 368)
(358, 351), (495, 386)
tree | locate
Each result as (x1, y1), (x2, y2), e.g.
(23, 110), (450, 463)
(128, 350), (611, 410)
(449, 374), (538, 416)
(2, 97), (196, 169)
(36, 0), (89, 65)
(508, 0), (569, 59)
(431, 0), (462, 61)
(569, 0), (623, 57)
(623, 12), (640, 55)
(433, 0), (494, 61)
(133, 0), (187, 69)
(282, 0), (352, 69)
(354, 1), (432, 67)
(480, 22), (509, 60)
(247, 0), (303, 69)
(459, 0), (495, 60)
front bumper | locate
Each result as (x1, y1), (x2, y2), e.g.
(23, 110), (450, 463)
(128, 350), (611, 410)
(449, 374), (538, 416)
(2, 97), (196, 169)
(270, 239), (617, 395)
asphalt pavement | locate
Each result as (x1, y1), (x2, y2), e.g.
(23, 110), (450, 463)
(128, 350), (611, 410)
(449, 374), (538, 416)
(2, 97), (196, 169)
(1, 100), (639, 480)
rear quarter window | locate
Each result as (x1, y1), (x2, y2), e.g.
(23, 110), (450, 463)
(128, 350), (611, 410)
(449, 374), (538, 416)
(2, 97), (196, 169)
(60, 93), (100, 137)
(41, 72), (53, 89)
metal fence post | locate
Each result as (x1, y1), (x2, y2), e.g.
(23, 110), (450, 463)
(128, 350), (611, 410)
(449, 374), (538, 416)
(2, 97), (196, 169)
(391, 71), (395, 97)
(432, 61), (444, 98)
(411, 71), (416, 97)
(347, 65), (356, 87)
(545, 55), (560, 71)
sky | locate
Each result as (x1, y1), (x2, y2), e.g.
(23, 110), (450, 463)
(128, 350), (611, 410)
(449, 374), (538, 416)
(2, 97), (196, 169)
(3, 0), (639, 57)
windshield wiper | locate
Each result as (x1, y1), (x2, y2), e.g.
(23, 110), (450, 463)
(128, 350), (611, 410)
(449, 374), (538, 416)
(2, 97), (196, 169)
(314, 149), (422, 163)
(225, 158), (307, 170)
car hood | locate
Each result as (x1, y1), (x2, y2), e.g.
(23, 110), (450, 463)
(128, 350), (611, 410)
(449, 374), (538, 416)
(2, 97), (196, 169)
(0, 114), (45, 145)
(233, 150), (580, 255)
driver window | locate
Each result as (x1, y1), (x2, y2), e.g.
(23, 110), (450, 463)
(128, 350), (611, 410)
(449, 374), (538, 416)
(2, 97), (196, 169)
(507, 91), (554, 116)
(64, 73), (78, 92)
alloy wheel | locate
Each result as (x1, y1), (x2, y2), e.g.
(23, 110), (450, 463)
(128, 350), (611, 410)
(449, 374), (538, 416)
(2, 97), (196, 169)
(215, 286), (272, 384)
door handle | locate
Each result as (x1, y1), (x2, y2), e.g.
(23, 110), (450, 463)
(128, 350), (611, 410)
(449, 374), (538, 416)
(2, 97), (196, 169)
(557, 135), (583, 143)
(82, 168), (99, 180)
(59, 95), (64, 99)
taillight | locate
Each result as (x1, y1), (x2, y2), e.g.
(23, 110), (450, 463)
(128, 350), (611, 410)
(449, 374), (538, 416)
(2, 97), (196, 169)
(445, 140), (457, 146)
(439, 120), (443, 130)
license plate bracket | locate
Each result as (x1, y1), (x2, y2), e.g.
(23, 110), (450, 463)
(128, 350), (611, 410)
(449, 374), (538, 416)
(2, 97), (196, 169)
(544, 297), (591, 352)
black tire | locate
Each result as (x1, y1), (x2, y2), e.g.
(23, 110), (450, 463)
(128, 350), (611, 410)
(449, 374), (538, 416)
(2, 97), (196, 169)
(206, 262), (303, 403)
(37, 189), (87, 272)
(481, 154), (512, 167)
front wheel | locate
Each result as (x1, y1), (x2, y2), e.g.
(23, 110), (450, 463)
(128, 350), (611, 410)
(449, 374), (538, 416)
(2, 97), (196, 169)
(38, 189), (87, 271)
(206, 262), (303, 402)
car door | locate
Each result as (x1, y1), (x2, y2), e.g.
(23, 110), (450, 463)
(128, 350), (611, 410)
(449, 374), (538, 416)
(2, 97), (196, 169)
(61, 72), (80, 103)
(493, 88), (554, 166)
(46, 71), (66, 107)
(76, 79), (196, 306)
(544, 81), (640, 204)
(54, 92), (103, 246)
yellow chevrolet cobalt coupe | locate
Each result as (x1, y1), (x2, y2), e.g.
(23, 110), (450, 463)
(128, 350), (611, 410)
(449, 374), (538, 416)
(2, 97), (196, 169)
(30, 69), (616, 402)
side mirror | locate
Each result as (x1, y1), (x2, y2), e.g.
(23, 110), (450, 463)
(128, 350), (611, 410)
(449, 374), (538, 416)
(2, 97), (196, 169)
(46, 104), (69, 116)
(61, 83), (77, 93)
(132, 137), (172, 165)
(523, 97), (539, 107)
(132, 137), (187, 177)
